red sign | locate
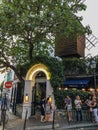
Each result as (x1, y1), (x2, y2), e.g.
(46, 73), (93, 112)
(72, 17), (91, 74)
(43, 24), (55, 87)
(5, 81), (12, 89)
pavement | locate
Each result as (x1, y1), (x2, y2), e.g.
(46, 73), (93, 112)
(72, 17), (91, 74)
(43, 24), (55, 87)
(0, 111), (98, 130)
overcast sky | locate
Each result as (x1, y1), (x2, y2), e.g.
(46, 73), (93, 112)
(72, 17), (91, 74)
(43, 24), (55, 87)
(0, 0), (98, 83)
(80, 0), (98, 57)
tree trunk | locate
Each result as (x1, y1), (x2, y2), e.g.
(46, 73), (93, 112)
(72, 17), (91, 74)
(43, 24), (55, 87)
(10, 65), (24, 82)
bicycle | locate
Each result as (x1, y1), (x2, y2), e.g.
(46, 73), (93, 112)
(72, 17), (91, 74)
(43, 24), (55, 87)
(0, 109), (9, 124)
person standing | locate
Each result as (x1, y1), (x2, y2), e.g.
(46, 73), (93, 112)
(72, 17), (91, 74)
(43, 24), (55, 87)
(74, 95), (83, 122)
(0, 99), (1, 125)
(85, 95), (93, 122)
(45, 97), (52, 122)
(40, 97), (46, 122)
(0, 93), (9, 125)
(64, 96), (72, 121)
(90, 97), (98, 124)
(1, 93), (9, 110)
(91, 90), (96, 99)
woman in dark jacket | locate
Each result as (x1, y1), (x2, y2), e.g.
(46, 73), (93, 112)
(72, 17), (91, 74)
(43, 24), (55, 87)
(40, 97), (46, 122)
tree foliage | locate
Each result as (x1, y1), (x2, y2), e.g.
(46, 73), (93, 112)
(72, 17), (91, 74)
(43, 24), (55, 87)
(63, 57), (98, 76)
(18, 55), (64, 89)
(0, 0), (91, 81)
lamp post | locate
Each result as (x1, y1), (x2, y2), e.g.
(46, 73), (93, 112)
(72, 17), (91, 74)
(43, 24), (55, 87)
(90, 59), (96, 92)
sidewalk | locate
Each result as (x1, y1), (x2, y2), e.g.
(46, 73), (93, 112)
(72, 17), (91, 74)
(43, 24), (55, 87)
(0, 111), (19, 130)
(0, 111), (98, 130)
(6, 117), (98, 130)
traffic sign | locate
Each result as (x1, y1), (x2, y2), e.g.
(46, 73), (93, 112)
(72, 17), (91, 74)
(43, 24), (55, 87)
(5, 81), (12, 89)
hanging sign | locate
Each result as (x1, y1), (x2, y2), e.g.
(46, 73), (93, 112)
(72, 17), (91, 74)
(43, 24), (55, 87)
(5, 81), (12, 89)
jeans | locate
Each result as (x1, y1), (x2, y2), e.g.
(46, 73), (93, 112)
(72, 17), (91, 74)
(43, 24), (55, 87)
(93, 108), (98, 122)
(75, 109), (82, 121)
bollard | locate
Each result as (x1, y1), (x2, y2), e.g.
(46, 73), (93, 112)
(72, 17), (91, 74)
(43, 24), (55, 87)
(52, 110), (55, 130)
(23, 110), (28, 130)
(2, 109), (6, 130)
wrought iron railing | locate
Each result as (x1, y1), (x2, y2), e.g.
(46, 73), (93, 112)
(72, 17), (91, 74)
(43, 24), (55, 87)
(56, 109), (94, 123)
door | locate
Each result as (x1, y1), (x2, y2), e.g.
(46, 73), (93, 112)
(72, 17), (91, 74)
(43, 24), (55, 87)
(31, 82), (46, 115)
(31, 85), (36, 115)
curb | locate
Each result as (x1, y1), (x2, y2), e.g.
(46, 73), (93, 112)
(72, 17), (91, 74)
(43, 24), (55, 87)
(59, 123), (98, 130)
(26, 123), (59, 130)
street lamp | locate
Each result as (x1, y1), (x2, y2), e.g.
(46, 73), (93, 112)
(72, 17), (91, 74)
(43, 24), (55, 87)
(90, 59), (96, 92)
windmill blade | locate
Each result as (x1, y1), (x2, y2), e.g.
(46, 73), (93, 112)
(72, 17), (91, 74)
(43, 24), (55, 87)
(85, 34), (98, 50)
(67, 0), (98, 51)
(66, 0), (86, 5)
(77, 1), (98, 51)
(77, 0), (86, 4)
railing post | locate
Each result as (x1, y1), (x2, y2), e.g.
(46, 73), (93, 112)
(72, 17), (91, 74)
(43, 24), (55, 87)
(23, 109), (28, 130)
(52, 109), (55, 130)
(2, 109), (6, 130)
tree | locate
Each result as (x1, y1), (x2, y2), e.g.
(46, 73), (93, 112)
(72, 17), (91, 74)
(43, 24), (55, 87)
(0, 0), (91, 81)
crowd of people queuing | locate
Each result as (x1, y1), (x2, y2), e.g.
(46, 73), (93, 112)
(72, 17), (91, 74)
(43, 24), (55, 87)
(40, 96), (53, 122)
(64, 91), (98, 124)
(1, 91), (98, 125)
(40, 91), (98, 124)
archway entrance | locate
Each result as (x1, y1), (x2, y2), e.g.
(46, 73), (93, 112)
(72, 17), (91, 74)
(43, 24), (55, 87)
(22, 63), (54, 119)
(31, 71), (46, 115)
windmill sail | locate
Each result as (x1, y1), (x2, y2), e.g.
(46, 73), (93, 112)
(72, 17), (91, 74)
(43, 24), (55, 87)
(85, 34), (98, 50)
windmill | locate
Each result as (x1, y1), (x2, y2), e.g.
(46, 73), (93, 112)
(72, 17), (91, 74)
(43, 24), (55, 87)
(78, 0), (98, 50)
(55, 0), (98, 58)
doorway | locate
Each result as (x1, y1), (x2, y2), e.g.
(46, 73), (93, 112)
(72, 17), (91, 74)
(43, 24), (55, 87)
(31, 72), (46, 115)
(22, 63), (52, 119)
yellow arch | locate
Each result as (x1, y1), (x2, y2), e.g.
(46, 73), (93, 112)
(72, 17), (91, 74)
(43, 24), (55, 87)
(26, 63), (51, 80)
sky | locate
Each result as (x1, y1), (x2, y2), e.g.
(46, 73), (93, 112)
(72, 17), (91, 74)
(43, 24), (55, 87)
(0, 73), (5, 85)
(0, 0), (98, 83)
(80, 0), (98, 57)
